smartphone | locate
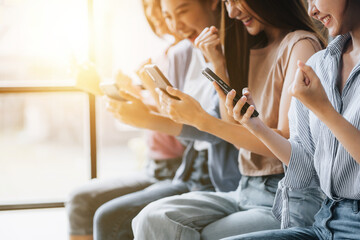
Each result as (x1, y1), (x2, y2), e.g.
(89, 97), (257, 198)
(202, 67), (259, 118)
(99, 81), (126, 101)
(144, 64), (180, 100)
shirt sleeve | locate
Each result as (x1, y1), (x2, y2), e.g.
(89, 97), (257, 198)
(283, 97), (317, 189)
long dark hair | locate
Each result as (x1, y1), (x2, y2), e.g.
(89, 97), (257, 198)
(223, 0), (327, 93)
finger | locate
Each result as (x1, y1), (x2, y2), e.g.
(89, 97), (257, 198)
(194, 27), (210, 48)
(233, 96), (247, 116)
(197, 33), (220, 50)
(297, 60), (318, 85)
(290, 67), (306, 96)
(201, 38), (221, 50)
(118, 90), (139, 102)
(156, 88), (172, 105)
(242, 105), (255, 123)
(166, 86), (187, 100)
(225, 89), (236, 110)
(241, 88), (255, 106)
(209, 26), (218, 34)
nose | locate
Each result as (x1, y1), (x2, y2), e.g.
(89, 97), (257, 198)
(170, 17), (184, 35)
(225, 1), (241, 19)
(307, 1), (319, 18)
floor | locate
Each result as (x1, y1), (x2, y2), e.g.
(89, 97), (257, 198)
(0, 208), (68, 240)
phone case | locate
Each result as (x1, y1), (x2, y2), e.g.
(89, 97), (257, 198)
(144, 64), (180, 100)
(99, 82), (126, 101)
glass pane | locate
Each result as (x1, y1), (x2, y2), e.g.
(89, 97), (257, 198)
(0, 93), (89, 203)
(93, 0), (170, 179)
(0, 0), (88, 81)
(96, 99), (146, 179)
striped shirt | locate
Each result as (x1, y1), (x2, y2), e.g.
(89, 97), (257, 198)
(273, 33), (360, 228)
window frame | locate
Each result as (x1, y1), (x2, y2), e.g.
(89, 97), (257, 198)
(0, 0), (97, 211)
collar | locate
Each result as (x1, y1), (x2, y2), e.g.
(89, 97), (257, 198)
(325, 33), (351, 58)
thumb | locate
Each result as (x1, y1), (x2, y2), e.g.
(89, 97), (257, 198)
(297, 60), (317, 85)
(166, 86), (186, 100)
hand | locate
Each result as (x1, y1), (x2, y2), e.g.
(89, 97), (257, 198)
(226, 88), (262, 132)
(115, 70), (142, 98)
(213, 81), (237, 123)
(75, 61), (103, 96)
(156, 86), (207, 126)
(194, 26), (225, 68)
(289, 61), (332, 115)
(105, 90), (153, 129)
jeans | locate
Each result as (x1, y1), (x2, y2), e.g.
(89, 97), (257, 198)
(222, 198), (360, 240)
(66, 157), (181, 235)
(132, 174), (284, 240)
(93, 180), (189, 240)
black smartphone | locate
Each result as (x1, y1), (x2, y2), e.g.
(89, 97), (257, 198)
(202, 67), (259, 118)
(144, 64), (180, 100)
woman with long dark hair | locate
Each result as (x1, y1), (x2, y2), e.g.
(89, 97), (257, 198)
(132, 1), (327, 239)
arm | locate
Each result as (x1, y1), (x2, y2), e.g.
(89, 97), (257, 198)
(223, 40), (318, 165)
(158, 86), (280, 157)
(105, 90), (182, 136)
(195, 26), (236, 123)
(291, 61), (360, 164)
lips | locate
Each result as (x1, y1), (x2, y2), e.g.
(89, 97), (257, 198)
(237, 16), (253, 27)
(320, 15), (331, 27)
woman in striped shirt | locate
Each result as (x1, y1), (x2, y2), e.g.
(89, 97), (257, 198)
(223, 0), (360, 239)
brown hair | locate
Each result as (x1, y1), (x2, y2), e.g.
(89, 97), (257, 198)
(223, 0), (327, 93)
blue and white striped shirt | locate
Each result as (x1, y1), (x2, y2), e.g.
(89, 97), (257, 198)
(273, 33), (360, 227)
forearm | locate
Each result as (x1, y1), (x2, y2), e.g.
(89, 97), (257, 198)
(251, 122), (291, 165)
(196, 113), (279, 158)
(146, 113), (183, 136)
(317, 106), (360, 164)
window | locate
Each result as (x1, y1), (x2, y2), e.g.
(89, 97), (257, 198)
(0, 0), (169, 208)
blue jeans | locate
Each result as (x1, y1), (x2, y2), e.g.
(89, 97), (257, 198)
(222, 198), (360, 240)
(132, 174), (284, 240)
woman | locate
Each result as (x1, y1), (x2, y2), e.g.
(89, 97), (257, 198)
(221, 0), (360, 239)
(66, 1), (185, 239)
(96, 0), (241, 239)
(132, 0), (326, 239)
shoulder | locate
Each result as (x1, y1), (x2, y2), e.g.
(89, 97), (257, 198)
(167, 39), (193, 61)
(279, 30), (323, 59)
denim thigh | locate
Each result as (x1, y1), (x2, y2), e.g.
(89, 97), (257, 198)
(66, 172), (156, 235)
(221, 226), (318, 240)
(93, 180), (188, 240)
(313, 198), (360, 240)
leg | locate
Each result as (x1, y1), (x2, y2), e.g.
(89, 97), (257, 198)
(66, 172), (155, 238)
(201, 208), (280, 240)
(132, 191), (238, 240)
(93, 180), (188, 240)
(221, 227), (318, 240)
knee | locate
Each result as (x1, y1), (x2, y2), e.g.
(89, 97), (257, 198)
(132, 200), (167, 234)
(66, 188), (97, 234)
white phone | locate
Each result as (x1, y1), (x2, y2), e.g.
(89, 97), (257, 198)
(144, 64), (180, 100)
(99, 81), (126, 101)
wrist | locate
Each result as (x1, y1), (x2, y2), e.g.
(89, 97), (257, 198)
(195, 111), (211, 132)
(213, 58), (226, 72)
